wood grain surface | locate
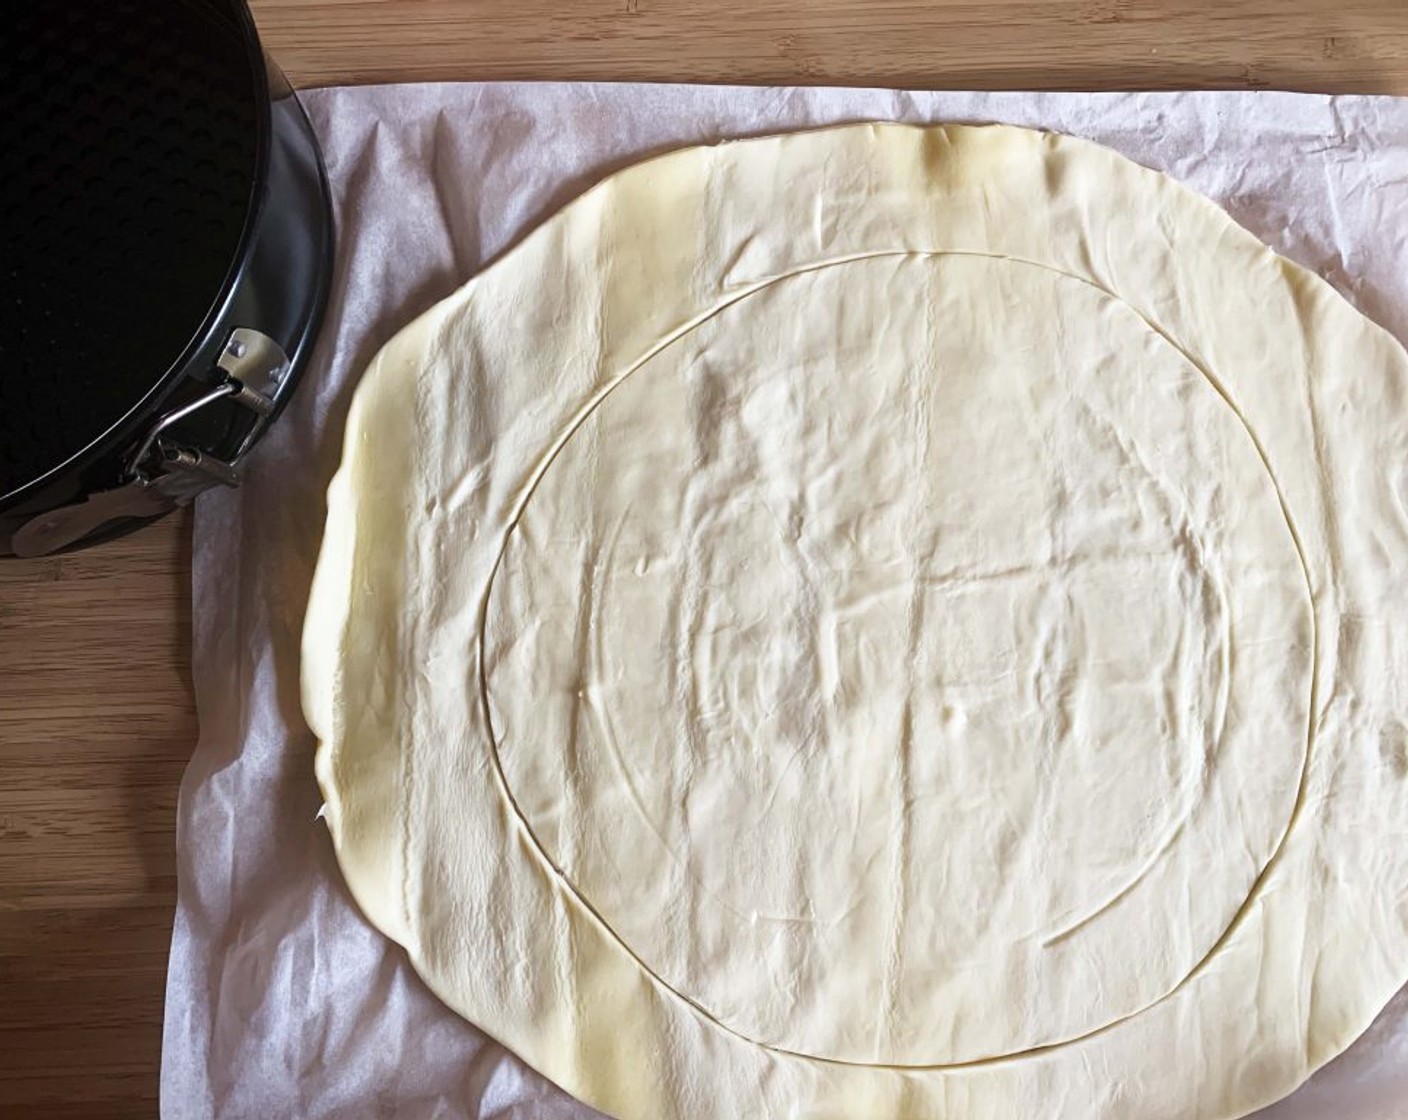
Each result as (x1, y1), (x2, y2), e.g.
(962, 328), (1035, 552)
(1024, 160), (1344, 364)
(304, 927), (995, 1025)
(2, 2), (1406, 1116)
(251, 0), (1408, 94)
(0, 513), (193, 1118)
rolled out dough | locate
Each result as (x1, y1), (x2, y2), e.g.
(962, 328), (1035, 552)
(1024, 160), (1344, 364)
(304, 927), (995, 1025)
(303, 123), (1408, 1120)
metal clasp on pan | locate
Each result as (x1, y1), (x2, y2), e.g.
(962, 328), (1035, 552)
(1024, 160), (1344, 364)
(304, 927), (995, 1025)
(11, 328), (290, 557)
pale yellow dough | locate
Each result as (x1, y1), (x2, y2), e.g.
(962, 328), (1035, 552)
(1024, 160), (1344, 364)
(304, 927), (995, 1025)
(303, 123), (1408, 1119)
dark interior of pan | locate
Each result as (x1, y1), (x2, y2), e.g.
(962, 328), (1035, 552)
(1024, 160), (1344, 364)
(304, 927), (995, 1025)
(0, 0), (264, 509)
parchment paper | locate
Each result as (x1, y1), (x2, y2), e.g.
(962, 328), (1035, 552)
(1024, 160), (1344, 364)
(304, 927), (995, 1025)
(160, 82), (1408, 1120)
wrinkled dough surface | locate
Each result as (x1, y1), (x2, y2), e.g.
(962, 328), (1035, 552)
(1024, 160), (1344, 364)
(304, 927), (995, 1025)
(304, 123), (1408, 1120)
(484, 253), (1311, 1065)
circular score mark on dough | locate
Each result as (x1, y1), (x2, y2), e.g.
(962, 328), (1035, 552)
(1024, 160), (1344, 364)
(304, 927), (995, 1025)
(481, 252), (1313, 1067)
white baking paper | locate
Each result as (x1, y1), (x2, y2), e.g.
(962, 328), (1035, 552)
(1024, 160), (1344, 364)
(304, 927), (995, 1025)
(160, 83), (1408, 1120)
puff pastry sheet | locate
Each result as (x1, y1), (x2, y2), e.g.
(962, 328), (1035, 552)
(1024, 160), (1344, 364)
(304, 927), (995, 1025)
(303, 123), (1408, 1120)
